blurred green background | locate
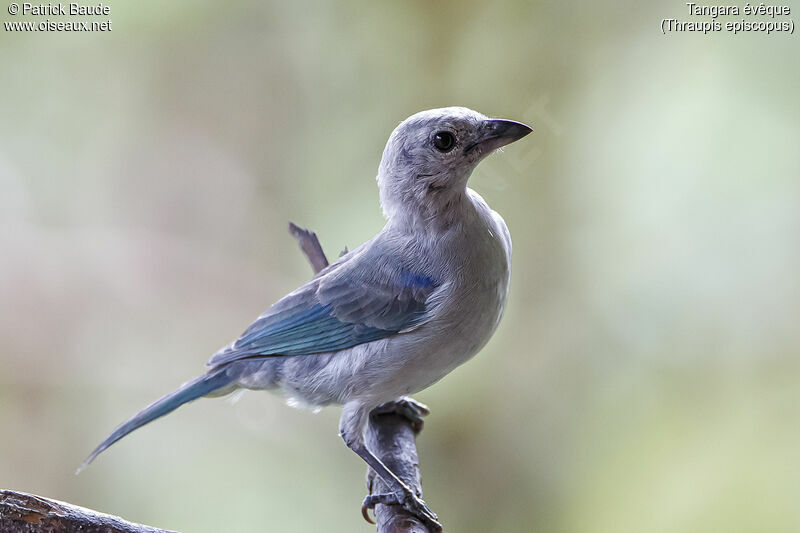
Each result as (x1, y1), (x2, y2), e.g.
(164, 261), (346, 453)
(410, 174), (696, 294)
(1, 1), (799, 532)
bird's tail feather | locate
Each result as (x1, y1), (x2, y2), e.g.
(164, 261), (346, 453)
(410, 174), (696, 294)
(78, 368), (235, 473)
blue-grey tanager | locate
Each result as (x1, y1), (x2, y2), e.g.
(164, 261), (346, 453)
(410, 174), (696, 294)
(82, 107), (532, 529)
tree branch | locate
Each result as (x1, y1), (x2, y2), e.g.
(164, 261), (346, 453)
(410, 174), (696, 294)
(0, 490), (175, 533)
(288, 222), (436, 533)
(288, 222), (329, 274)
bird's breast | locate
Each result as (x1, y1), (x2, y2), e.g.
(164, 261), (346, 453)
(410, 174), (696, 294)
(397, 200), (511, 386)
(445, 218), (510, 346)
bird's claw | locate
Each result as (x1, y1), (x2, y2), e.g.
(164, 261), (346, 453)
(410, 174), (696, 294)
(372, 397), (430, 433)
(361, 490), (442, 532)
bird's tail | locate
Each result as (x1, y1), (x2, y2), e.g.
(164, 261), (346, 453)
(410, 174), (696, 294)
(78, 368), (236, 473)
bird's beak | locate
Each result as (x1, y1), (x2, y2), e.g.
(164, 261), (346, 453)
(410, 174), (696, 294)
(466, 119), (533, 155)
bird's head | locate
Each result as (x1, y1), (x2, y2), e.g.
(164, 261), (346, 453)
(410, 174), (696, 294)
(377, 107), (532, 226)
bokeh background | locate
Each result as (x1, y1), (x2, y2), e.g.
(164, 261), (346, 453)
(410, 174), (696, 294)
(2, 1), (799, 532)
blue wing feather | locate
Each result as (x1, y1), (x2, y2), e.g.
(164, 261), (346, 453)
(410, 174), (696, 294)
(207, 245), (438, 367)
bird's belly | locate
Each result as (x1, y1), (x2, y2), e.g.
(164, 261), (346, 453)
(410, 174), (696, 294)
(405, 286), (507, 391)
(358, 262), (509, 402)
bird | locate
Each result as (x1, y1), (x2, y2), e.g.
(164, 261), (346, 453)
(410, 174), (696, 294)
(80, 107), (532, 530)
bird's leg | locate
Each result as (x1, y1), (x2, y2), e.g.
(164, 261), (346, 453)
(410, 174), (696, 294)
(340, 402), (442, 532)
(350, 442), (442, 532)
(371, 396), (430, 433)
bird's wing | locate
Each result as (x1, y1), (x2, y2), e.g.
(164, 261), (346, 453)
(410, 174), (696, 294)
(207, 245), (438, 367)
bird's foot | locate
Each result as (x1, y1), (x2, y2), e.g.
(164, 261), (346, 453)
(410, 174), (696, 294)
(361, 489), (442, 532)
(371, 397), (430, 433)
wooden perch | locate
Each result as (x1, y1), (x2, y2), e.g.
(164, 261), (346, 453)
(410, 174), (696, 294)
(0, 490), (174, 533)
(288, 222), (329, 274)
(366, 409), (433, 533)
(1, 224), (437, 533)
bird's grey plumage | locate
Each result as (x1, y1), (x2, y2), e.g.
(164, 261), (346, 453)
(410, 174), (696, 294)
(81, 107), (532, 526)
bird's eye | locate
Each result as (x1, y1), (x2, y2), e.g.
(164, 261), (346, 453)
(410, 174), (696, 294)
(433, 131), (456, 152)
